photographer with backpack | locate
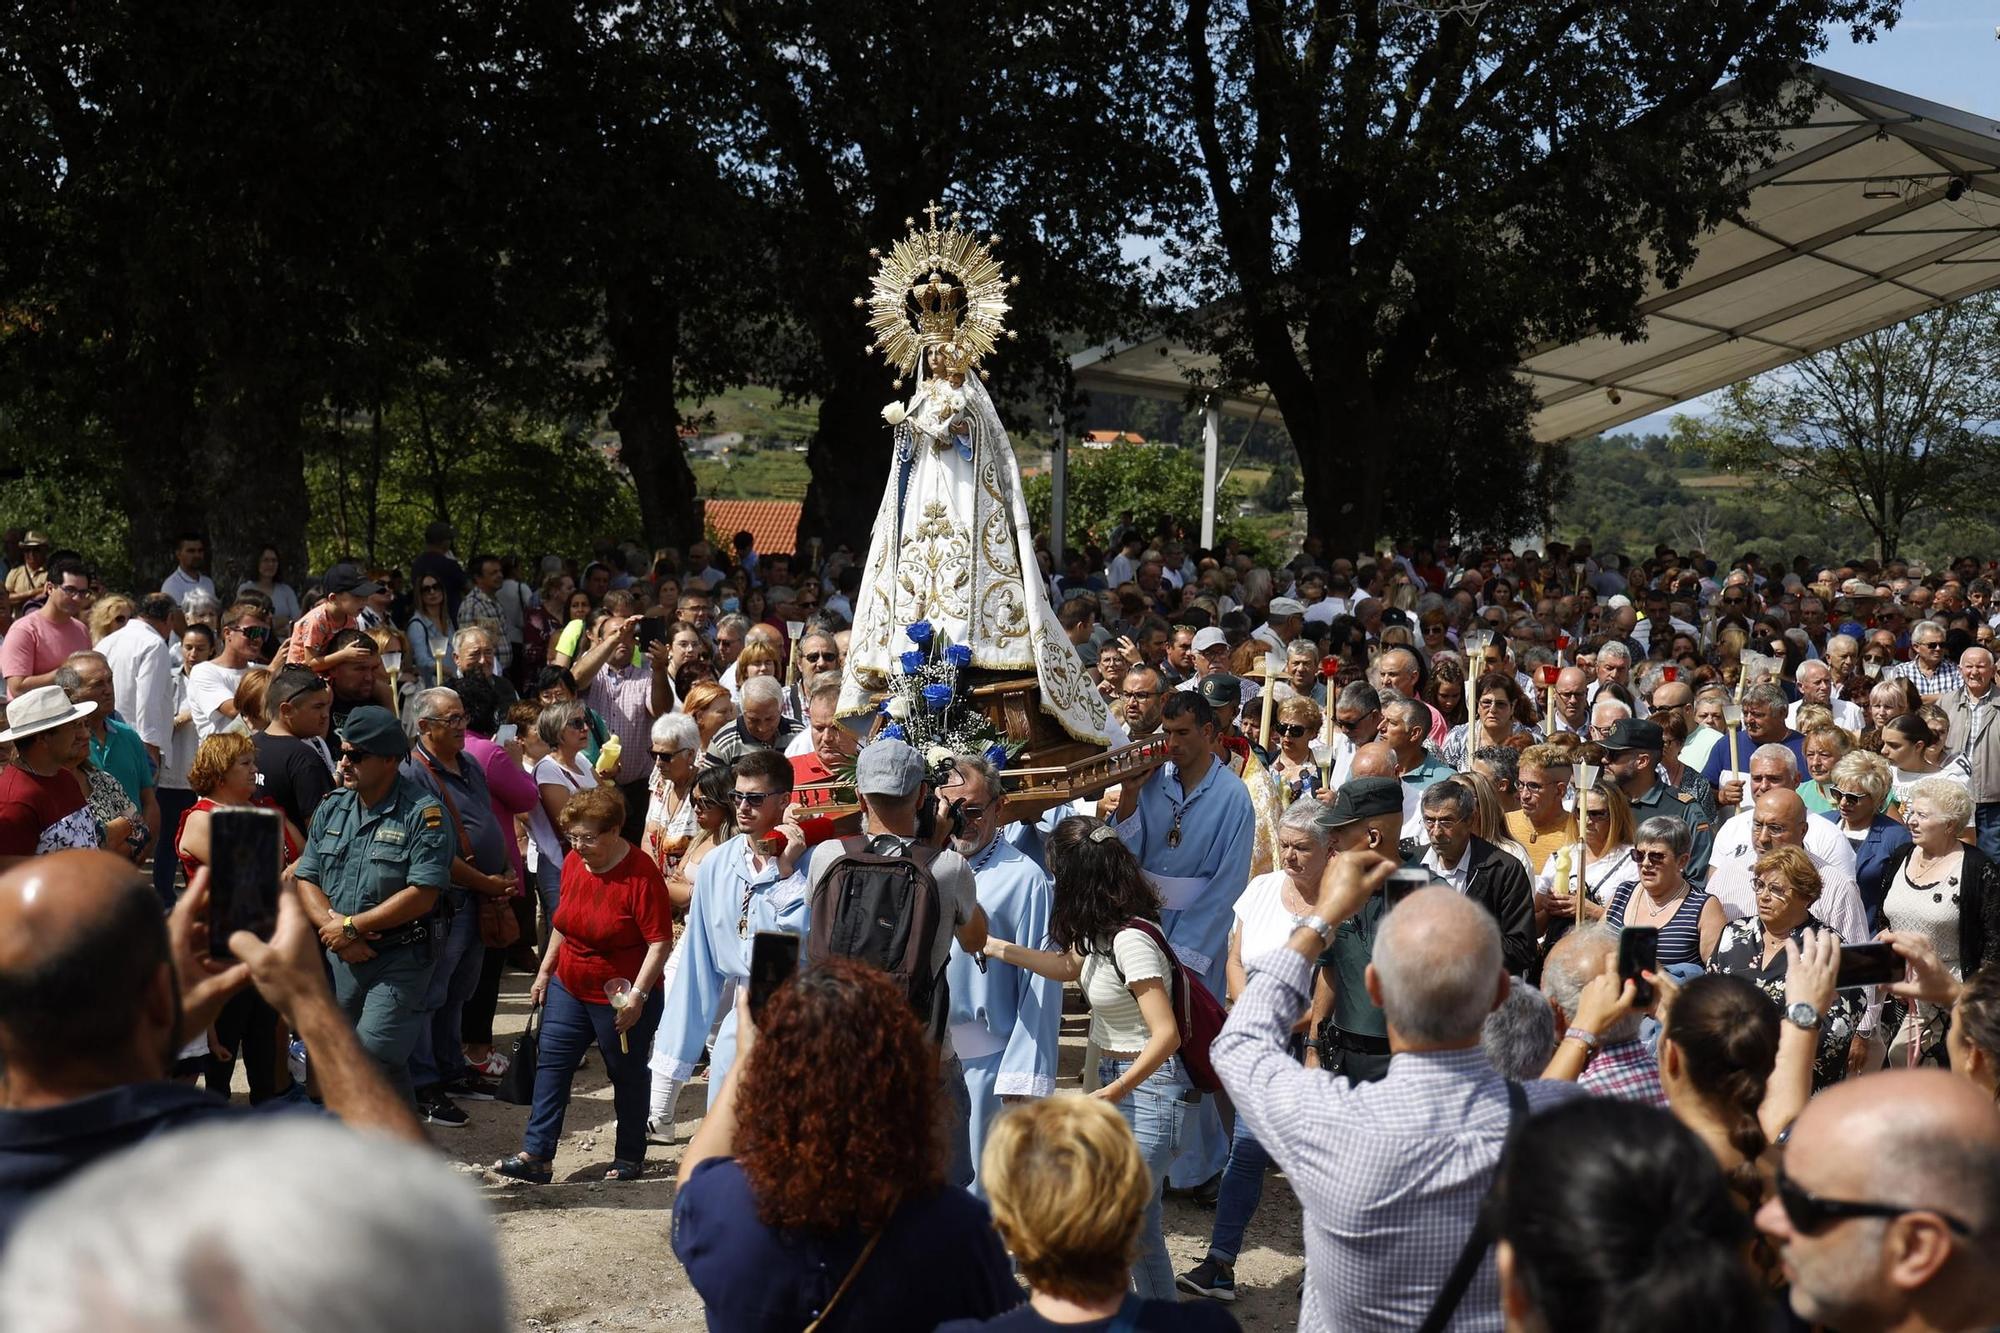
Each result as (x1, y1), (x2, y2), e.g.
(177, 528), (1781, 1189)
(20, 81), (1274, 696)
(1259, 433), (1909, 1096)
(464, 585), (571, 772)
(981, 816), (1211, 1301)
(805, 739), (988, 1187)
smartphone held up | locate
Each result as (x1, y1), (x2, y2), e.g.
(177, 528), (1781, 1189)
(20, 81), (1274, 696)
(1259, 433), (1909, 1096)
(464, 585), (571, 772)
(206, 807), (285, 959)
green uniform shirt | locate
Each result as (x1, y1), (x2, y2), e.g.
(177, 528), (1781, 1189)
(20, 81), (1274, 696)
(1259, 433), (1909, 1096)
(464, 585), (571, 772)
(1627, 776), (1714, 886)
(294, 773), (453, 919)
(1320, 895), (1388, 1039)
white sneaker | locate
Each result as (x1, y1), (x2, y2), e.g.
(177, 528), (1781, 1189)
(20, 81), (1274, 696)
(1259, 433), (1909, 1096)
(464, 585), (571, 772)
(646, 1116), (678, 1147)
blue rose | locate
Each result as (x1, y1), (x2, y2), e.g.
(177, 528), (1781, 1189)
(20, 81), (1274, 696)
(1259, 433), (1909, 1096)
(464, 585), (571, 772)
(881, 724), (907, 742)
(922, 683), (954, 712)
(900, 650), (926, 674)
(905, 620), (934, 646)
(944, 643), (973, 667)
(983, 743), (1010, 770)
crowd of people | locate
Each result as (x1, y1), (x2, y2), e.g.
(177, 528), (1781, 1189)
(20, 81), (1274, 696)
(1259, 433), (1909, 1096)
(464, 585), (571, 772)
(2, 521), (1999, 1332)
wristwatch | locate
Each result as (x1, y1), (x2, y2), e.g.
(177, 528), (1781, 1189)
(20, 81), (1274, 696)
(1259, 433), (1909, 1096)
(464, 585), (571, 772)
(1785, 1001), (1822, 1031)
(1293, 913), (1337, 943)
(342, 915), (359, 941)
(1563, 1027), (1599, 1051)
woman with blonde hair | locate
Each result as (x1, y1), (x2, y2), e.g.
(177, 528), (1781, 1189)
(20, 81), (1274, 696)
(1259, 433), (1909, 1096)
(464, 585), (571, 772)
(680, 679), (737, 756)
(731, 639), (782, 690)
(87, 594), (135, 645)
(1818, 748), (1909, 926)
(1266, 694), (1323, 800)
(939, 1095), (1239, 1331)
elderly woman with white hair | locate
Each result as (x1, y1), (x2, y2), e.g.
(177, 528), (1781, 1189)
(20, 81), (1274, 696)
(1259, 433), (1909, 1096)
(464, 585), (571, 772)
(1178, 796), (1332, 1301)
(642, 711), (700, 898)
(1877, 777), (2000, 1065)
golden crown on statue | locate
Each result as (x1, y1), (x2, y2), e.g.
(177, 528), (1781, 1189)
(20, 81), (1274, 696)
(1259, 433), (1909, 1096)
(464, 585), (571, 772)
(854, 199), (1018, 389)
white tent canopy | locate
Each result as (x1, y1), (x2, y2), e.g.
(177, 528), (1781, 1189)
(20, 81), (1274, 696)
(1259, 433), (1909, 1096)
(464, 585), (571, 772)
(1065, 66), (2000, 546)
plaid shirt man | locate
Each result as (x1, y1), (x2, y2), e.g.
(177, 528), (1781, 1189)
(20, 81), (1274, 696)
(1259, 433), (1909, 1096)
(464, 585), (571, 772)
(1888, 656), (1962, 696)
(583, 663), (658, 785)
(1577, 1036), (1667, 1108)
(1214, 947), (1575, 1332)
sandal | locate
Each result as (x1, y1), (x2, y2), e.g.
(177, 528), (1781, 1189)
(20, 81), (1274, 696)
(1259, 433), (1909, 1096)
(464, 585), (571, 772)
(490, 1154), (552, 1185)
(604, 1159), (643, 1182)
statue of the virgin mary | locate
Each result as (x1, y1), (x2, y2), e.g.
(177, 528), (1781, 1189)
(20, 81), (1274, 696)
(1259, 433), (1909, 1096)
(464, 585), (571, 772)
(838, 204), (1112, 745)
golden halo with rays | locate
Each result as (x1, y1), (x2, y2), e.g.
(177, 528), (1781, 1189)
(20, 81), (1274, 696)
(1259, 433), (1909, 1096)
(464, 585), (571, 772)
(854, 200), (1017, 388)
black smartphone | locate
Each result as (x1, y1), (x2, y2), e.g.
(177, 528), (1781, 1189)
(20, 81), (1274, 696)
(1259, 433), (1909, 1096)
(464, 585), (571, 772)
(748, 931), (801, 1019)
(1384, 868), (1429, 910)
(1617, 926), (1659, 1008)
(636, 616), (667, 651)
(1835, 941), (1901, 990)
(207, 807), (284, 958)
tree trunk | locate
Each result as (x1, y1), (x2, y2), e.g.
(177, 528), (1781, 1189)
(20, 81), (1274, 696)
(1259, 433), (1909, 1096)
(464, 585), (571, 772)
(605, 276), (702, 551)
(1288, 382), (1387, 555)
(800, 354), (892, 555)
(197, 359), (310, 599)
(112, 381), (203, 594)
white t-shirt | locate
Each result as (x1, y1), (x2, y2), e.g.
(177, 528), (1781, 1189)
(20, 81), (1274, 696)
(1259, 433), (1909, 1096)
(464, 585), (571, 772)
(1079, 925), (1170, 1054)
(1233, 871), (1303, 966)
(527, 754), (596, 871)
(185, 661), (247, 739)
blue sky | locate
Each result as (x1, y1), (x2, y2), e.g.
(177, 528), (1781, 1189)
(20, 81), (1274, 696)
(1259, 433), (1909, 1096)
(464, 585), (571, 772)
(1607, 0), (2000, 437)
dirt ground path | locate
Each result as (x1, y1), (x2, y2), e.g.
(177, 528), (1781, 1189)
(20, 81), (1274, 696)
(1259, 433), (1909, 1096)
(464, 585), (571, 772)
(421, 972), (1308, 1330)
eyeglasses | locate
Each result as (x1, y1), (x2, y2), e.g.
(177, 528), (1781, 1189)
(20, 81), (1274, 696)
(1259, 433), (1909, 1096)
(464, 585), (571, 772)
(1332, 714), (1374, 733)
(1632, 849), (1674, 865)
(1750, 819), (1792, 836)
(1516, 779), (1567, 797)
(421, 583), (442, 593)
(953, 804), (988, 822)
(652, 749), (687, 763)
(231, 625), (270, 641)
(1774, 1161), (1971, 1237)
(563, 719), (587, 731)
(1830, 787), (1867, 805)
(1117, 690), (1162, 702)
(1583, 808), (1609, 822)
(803, 651), (839, 663)
(1555, 688), (1589, 701)
(566, 830), (608, 847)
(1751, 877), (1798, 899)
(1275, 723), (1311, 738)
(56, 583), (89, 597)
(730, 789), (780, 807)
(693, 796), (725, 813)
(338, 747), (372, 763)
(424, 712), (468, 728)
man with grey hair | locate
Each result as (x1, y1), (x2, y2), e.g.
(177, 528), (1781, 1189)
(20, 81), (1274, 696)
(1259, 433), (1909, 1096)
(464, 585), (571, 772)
(1888, 618), (1961, 703)
(1416, 781), (1537, 975)
(1371, 647), (1446, 743)
(1701, 681), (1804, 791)
(400, 686), (514, 1126)
(1540, 924), (1663, 1107)
(1937, 644), (2000, 862)
(1480, 977), (1557, 1082)
(1380, 693), (1453, 828)
(0, 1119), (506, 1332)
(1788, 657), (1863, 733)
(1325, 680), (1382, 787)
(1588, 692), (1632, 743)
(705, 674), (803, 765)
(1705, 745), (1859, 921)
(1213, 855), (1574, 1333)
(449, 624), (518, 710)
(1590, 639), (1645, 718)
(1546, 665), (1592, 737)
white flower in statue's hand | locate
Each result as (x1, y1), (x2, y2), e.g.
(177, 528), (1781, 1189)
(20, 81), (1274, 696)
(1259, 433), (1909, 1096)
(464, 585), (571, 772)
(882, 402), (907, 426)
(886, 695), (912, 720)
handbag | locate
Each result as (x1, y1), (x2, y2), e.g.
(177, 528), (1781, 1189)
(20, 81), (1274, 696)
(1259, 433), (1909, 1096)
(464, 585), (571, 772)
(495, 1003), (540, 1105)
(801, 1227), (885, 1333)
(478, 893), (522, 948)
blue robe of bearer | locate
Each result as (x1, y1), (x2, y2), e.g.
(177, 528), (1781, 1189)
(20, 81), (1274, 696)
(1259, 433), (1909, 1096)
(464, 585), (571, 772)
(1114, 756), (1255, 1188)
(946, 836), (1063, 1193)
(651, 834), (808, 1105)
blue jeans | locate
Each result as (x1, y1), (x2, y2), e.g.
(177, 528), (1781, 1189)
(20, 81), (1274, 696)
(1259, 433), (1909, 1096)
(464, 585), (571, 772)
(1976, 802), (2000, 865)
(1100, 1055), (1191, 1300)
(1207, 1111), (1272, 1265)
(524, 977), (662, 1165)
(408, 894), (482, 1091)
(535, 859), (562, 939)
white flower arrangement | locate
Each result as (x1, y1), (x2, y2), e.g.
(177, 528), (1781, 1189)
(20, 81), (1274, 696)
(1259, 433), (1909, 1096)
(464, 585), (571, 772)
(881, 400), (908, 426)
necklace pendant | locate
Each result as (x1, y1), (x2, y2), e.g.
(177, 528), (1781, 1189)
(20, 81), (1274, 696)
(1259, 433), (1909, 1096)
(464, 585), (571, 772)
(1167, 828), (1181, 849)
(737, 916), (749, 939)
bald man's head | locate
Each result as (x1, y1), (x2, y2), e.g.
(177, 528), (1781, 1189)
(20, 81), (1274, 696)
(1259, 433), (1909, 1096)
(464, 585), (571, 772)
(1367, 887), (1507, 1048)
(1751, 788), (1807, 856)
(1760, 1069), (2000, 1330)
(0, 851), (178, 1096)
(1349, 740), (1400, 779)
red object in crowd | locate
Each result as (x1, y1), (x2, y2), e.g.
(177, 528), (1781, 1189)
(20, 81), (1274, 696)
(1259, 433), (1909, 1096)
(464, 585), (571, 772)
(1319, 656), (1341, 679)
(1538, 664), (1559, 686)
(1556, 634), (1571, 652)
(1663, 664), (1678, 683)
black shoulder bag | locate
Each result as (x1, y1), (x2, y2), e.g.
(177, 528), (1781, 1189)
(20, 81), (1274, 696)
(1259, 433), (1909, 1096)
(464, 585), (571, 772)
(1416, 1080), (1530, 1333)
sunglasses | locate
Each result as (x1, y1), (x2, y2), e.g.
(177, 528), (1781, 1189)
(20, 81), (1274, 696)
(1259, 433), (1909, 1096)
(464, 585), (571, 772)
(652, 749), (686, 762)
(421, 583), (442, 593)
(803, 651), (839, 663)
(1774, 1161), (1970, 1237)
(1830, 787), (1867, 804)
(231, 625), (270, 641)
(1275, 723), (1311, 738)
(1332, 715), (1374, 732)
(730, 789), (780, 807)
(1632, 849), (1674, 865)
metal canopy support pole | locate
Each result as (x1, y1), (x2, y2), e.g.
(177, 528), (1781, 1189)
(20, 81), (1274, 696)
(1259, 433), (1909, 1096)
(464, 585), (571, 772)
(1050, 404), (1067, 568)
(1200, 399), (1220, 549)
